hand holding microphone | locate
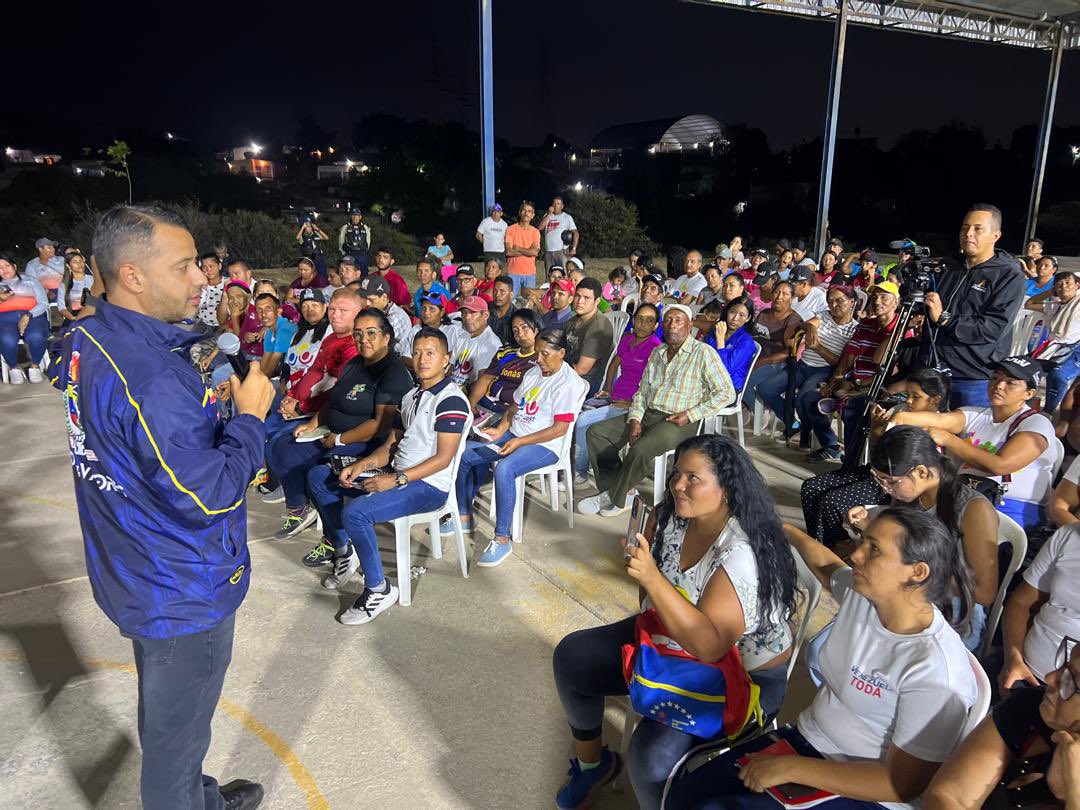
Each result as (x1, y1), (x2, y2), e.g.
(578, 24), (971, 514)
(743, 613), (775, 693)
(217, 333), (274, 420)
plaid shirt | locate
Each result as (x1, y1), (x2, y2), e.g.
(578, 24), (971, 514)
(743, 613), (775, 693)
(629, 337), (735, 423)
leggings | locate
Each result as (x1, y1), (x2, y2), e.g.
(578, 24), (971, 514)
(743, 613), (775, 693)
(800, 465), (888, 547)
(552, 615), (788, 810)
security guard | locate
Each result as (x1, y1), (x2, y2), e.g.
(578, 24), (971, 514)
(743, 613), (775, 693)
(338, 208), (372, 272)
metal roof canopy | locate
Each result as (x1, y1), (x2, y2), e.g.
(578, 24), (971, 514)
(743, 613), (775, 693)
(685, 0), (1079, 249)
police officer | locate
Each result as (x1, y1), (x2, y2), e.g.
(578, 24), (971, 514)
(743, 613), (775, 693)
(56, 205), (274, 810)
(338, 208), (371, 272)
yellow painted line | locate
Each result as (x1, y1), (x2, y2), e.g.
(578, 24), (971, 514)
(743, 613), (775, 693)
(0, 652), (328, 809)
(0, 488), (76, 512)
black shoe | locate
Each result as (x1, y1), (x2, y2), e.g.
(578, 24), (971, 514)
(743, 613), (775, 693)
(221, 779), (264, 810)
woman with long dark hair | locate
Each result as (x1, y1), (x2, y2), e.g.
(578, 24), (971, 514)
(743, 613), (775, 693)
(699, 295), (757, 393)
(552, 434), (799, 810)
(668, 507), (979, 809)
(800, 367), (952, 546)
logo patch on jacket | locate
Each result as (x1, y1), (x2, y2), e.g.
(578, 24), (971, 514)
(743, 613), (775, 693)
(229, 565), (245, 585)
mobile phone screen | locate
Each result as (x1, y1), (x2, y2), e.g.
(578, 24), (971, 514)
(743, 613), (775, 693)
(624, 495), (651, 556)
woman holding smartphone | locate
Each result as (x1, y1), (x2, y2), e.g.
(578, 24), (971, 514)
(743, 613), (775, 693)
(551, 434), (799, 810)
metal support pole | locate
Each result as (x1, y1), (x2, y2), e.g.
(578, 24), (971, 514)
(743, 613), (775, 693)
(1024, 24), (1065, 244)
(479, 0), (496, 214)
(814, 0), (849, 254)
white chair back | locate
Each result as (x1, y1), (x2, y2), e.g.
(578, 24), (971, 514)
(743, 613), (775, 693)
(1009, 309), (1042, 356)
(979, 511), (1028, 659)
(605, 309), (630, 337)
(705, 342), (762, 445)
(621, 292), (640, 314)
(961, 650), (992, 739)
(787, 547), (823, 682)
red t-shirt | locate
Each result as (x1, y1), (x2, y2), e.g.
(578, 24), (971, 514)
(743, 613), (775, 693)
(290, 332), (359, 413)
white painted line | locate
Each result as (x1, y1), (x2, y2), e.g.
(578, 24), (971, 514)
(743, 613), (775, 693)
(0, 452), (71, 466)
(0, 574), (90, 600)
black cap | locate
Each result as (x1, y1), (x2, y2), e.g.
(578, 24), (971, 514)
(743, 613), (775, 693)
(339, 255), (358, 268)
(298, 287), (326, 304)
(991, 355), (1042, 389)
(359, 276), (391, 298)
(643, 272), (666, 290)
(791, 266), (814, 284)
(455, 264), (476, 277)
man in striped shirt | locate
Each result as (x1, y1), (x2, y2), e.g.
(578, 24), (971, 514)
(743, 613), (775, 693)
(579, 305), (735, 516)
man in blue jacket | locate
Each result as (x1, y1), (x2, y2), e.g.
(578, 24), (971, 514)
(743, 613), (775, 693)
(55, 205), (274, 810)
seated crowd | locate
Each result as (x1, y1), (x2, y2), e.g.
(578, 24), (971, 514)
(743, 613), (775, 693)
(17, 200), (1080, 809)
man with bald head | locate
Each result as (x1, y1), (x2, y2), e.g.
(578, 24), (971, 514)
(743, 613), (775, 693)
(669, 249), (707, 305)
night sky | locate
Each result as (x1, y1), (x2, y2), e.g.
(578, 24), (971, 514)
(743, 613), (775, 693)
(5, 1), (1079, 153)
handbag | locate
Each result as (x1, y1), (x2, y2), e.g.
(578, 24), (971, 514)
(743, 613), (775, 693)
(620, 608), (762, 740)
(958, 409), (1040, 506)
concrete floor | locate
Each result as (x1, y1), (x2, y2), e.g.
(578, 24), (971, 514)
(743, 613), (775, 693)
(0, 380), (832, 809)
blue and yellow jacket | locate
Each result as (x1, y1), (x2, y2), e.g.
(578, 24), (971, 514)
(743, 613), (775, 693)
(54, 301), (264, 639)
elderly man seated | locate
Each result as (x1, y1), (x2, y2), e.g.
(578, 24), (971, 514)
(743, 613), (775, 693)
(579, 305), (736, 516)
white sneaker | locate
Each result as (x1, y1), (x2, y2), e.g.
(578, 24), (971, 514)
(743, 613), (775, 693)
(322, 547), (360, 590)
(339, 583), (399, 625)
(578, 492), (613, 515)
(8, 368), (25, 385)
(599, 490), (636, 518)
(26, 366), (44, 384)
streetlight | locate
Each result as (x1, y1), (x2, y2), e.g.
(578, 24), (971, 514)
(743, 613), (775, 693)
(166, 132), (175, 141)
(573, 181), (583, 192)
(4, 147), (14, 157)
(250, 143), (262, 154)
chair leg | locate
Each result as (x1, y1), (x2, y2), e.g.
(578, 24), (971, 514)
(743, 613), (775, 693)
(513, 480), (525, 543)
(653, 455), (665, 506)
(430, 517), (443, 559)
(736, 411), (745, 447)
(564, 462), (575, 528)
(453, 514), (469, 579)
(395, 521), (412, 607)
(487, 479), (496, 519)
(548, 471), (558, 512)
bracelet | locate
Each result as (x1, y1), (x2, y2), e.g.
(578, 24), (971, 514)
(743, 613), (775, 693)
(334, 433), (344, 447)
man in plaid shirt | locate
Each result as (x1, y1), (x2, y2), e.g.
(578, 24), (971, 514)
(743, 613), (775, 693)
(579, 305), (735, 516)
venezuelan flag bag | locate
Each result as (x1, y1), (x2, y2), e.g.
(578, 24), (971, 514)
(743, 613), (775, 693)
(620, 608), (762, 740)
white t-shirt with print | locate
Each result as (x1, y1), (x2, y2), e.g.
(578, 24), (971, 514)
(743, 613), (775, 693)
(956, 406), (1057, 504)
(446, 324), (502, 388)
(1022, 524), (1080, 680)
(797, 568), (978, 809)
(476, 216), (508, 252)
(510, 363), (586, 454)
(542, 213), (577, 252)
(647, 516), (792, 670)
(671, 273), (708, 300)
(285, 328), (326, 387)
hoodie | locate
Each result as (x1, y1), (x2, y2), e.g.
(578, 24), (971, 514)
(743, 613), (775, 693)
(918, 249), (1025, 380)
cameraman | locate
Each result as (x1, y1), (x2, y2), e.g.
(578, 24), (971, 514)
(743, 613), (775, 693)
(919, 203), (1025, 408)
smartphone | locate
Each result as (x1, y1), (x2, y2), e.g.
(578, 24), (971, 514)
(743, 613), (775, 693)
(624, 494), (651, 558)
(329, 454), (359, 476)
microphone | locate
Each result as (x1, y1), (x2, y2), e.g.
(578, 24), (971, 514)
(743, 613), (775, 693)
(216, 332), (250, 378)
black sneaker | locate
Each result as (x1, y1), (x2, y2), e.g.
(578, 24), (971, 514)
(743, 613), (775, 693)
(220, 779), (264, 810)
(301, 539), (336, 567)
(807, 445), (842, 463)
(272, 506), (317, 540)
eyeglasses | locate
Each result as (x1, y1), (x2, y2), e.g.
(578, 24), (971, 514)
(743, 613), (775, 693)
(871, 470), (911, 492)
(1056, 636), (1078, 701)
(353, 328), (382, 340)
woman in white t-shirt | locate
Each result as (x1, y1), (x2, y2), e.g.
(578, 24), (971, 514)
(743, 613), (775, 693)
(892, 356), (1057, 532)
(453, 327), (587, 567)
(1000, 523), (1080, 694)
(551, 435), (800, 810)
(667, 507), (979, 810)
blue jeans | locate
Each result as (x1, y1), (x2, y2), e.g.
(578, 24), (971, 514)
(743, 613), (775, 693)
(553, 615), (789, 810)
(799, 386), (839, 449)
(306, 464), (444, 586)
(455, 431), (557, 537)
(128, 612), (235, 810)
(949, 377), (991, 409)
(0, 310), (49, 367)
(574, 404), (628, 474)
(1045, 345), (1080, 413)
(509, 273), (536, 300)
(662, 726), (885, 810)
(757, 361), (831, 424)
(265, 430), (377, 510)
(743, 362), (787, 411)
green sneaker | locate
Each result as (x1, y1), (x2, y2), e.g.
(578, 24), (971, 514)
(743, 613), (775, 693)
(302, 538), (335, 568)
(272, 506), (317, 540)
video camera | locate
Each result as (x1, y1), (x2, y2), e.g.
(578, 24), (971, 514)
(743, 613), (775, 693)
(888, 240), (945, 305)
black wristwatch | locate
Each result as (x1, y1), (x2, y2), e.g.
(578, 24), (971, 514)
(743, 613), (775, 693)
(395, 472), (409, 488)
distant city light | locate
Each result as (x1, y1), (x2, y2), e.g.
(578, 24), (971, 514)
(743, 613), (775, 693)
(570, 153), (577, 162)
(345, 159), (354, 168)
(1072, 145), (1079, 165)
(328, 146), (335, 154)
(4, 147), (14, 157)
(573, 181), (583, 192)
(166, 132), (175, 141)
(74, 167), (82, 174)
(250, 143), (262, 154)
(647, 146), (657, 155)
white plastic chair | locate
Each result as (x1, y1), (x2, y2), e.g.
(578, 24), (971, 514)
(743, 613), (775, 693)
(1009, 309), (1040, 356)
(487, 382), (588, 542)
(651, 421), (705, 505)
(978, 512), (1028, 659)
(621, 293), (640, 314)
(390, 413), (474, 607)
(605, 309), (630, 338)
(961, 650), (992, 738)
(705, 343), (762, 447)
